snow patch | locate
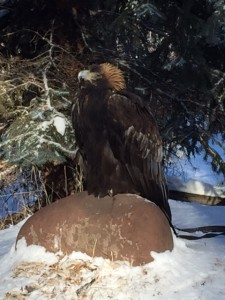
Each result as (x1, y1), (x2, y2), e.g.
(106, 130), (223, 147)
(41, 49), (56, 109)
(53, 116), (66, 136)
(167, 176), (225, 198)
(40, 120), (52, 131)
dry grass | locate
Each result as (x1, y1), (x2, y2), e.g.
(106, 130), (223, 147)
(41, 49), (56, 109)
(0, 163), (44, 229)
(0, 162), (84, 230)
(4, 257), (99, 299)
(0, 32), (81, 123)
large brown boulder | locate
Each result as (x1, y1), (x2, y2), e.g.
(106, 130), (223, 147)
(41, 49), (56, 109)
(16, 192), (173, 266)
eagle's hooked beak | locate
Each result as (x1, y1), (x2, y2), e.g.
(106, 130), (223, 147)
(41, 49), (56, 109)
(78, 70), (102, 84)
(78, 70), (90, 82)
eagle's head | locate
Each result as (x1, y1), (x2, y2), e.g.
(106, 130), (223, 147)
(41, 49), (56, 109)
(78, 63), (126, 91)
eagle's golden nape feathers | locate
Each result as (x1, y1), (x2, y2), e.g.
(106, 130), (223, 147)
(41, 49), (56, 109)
(100, 63), (126, 91)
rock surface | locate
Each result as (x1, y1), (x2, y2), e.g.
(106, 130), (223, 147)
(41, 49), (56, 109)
(16, 192), (173, 265)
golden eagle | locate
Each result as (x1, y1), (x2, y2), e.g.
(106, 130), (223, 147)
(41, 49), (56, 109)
(72, 63), (171, 222)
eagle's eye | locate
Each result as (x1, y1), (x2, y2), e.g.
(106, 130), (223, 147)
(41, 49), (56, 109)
(78, 70), (102, 85)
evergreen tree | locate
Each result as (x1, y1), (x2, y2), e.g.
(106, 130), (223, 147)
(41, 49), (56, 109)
(0, 0), (225, 176)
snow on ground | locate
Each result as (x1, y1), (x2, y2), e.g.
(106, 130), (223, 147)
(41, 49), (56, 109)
(167, 149), (225, 187)
(0, 198), (225, 300)
(167, 149), (225, 198)
(167, 176), (225, 197)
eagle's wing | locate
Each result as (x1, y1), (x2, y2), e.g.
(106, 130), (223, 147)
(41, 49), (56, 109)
(105, 91), (171, 221)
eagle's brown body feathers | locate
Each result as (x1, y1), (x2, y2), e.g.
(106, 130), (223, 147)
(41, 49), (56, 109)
(72, 63), (171, 222)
